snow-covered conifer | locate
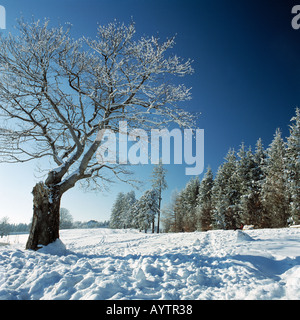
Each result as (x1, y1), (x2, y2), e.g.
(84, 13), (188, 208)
(172, 190), (186, 232)
(285, 108), (300, 224)
(254, 138), (267, 170)
(160, 190), (179, 233)
(151, 162), (168, 233)
(134, 189), (159, 233)
(212, 149), (240, 229)
(110, 191), (137, 229)
(246, 138), (268, 227)
(109, 192), (126, 229)
(181, 176), (200, 232)
(122, 191), (137, 228)
(236, 143), (251, 198)
(239, 144), (265, 227)
(196, 167), (214, 231)
(261, 129), (289, 227)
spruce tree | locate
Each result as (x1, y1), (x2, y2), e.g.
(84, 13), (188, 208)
(212, 149), (240, 230)
(244, 140), (266, 227)
(236, 143), (249, 199)
(160, 190), (179, 233)
(286, 108), (300, 224)
(196, 167), (214, 231)
(238, 143), (266, 227)
(181, 176), (200, 232)
(135, 189), (159, 233)
(172, 190), (186, 232)
(110, 191), (137, 229)
(254, 138), (267, 169)
(261, 128), (289, 227)
(123, 191), (137, 228)
(109, 192), (126, 229)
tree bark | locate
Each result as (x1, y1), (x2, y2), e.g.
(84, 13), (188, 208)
(152, 217), (155, 233)
(157, 195), (162, 233)
(25, 182), (61, 250)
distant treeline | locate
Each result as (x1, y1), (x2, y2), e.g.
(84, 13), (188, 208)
(0, 220), (30, 235)
(0, 216), (110, 237)
(72, 220), (110, 229)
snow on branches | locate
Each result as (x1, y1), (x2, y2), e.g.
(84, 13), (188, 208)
(0, 18), (195, 193)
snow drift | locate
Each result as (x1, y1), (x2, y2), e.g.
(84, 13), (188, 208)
(0, 227), (299, 300)
(38, 239), (67, 256)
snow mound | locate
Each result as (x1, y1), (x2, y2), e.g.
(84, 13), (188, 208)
(282, 265), (300, 299)
(38, 239), (67, 256)
(236, 230), (254, 242)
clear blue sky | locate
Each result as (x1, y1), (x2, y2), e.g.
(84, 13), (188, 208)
(0, 0), (299, 223)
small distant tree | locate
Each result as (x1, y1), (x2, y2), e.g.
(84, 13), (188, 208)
(151, 161), (168, 233)
(59, 208), (73, 229)
(0, 216), (10, 238)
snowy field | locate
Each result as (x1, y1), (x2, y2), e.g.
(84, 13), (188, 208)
(0, 227), (299, 300)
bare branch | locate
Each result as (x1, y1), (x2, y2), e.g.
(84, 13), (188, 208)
(0, 18), (195, 195)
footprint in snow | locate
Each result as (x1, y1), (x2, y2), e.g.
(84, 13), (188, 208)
(193, 239), (201, 246)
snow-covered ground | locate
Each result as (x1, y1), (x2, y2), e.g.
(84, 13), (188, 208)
(0, 227), (299, 300)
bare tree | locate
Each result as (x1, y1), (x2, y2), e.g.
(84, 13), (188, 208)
(59, 207), (73, 229)
(0, 18), (195, 250)
(0, 216), (10, 238)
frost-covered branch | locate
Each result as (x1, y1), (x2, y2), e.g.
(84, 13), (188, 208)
(0, 18), (195, 195)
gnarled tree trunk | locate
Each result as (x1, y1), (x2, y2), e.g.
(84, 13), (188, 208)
(26, 182), (61, 250)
